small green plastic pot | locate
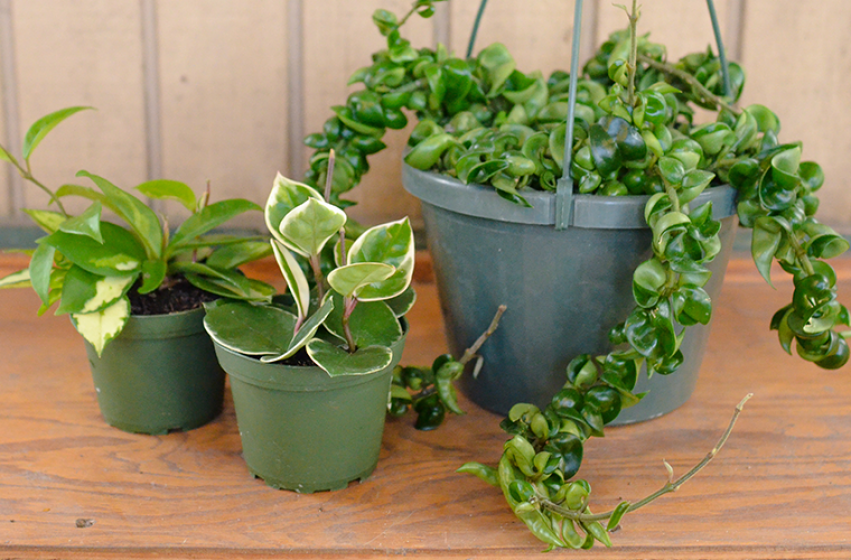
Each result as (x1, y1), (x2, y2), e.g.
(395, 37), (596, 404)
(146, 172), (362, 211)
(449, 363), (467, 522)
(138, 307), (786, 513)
(83, 306), (225, 435)
(213, 325), (407, 493)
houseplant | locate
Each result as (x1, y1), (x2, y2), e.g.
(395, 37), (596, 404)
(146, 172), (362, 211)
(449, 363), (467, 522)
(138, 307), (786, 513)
(203, 157), (416, 492)
(300, 0), (850, 548)
(0, 107), (275, 434)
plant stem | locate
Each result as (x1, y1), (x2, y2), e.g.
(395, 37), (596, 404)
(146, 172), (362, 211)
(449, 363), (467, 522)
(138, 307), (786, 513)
(663, 178), (681, 214)
(310, 253), (326, 301)
(14, 157), (68, 216)
(626, 0), (639, 107)
(458, 305), (507, 366)
(342, 296), (358, 352)
(537, 393), (752, 522)
(636, 53), (738, 114)
(787, 231), (816, 276)
(324, 149), (336, 202)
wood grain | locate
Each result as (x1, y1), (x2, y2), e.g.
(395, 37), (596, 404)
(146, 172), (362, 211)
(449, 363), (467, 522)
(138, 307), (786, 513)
(1, 252), (851, 559)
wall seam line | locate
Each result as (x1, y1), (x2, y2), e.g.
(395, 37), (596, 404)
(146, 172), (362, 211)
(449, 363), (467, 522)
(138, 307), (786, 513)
(286, 0), (304, 177)
(0, 0), (23, 218)
(140, 0), (163, 207)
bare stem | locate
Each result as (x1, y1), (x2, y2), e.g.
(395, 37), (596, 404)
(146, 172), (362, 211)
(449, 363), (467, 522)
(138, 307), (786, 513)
(538, 393), (753, 523)
(626, 0), (640, 107)
(637, 54), (738, 114)
(458, 305), (507, 366)
(324, 149), (336, 203)
(310, 253), (326, 301)
(342, 296), (358, 353)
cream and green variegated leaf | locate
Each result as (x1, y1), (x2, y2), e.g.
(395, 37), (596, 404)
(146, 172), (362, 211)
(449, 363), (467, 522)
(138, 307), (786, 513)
(272, 239), (310, 321)
(327, 262), (395, 299)
(28, 242), (56, 304)
(58, 202), (103, 242)
(260, 296), (335, 363)
(265, 173), (322, 245)
(40, 222), (145, 277)
(306, 338), (393, 377)
(168, 199), (261, 253)
(278, 197), (346, 257)
(72, 297), (131, 357)
(56, 265), (135, 315)
(324, 293), (403, 348)
(203, 300), (298, 357)
(36, 269), (67, 316)
(346, 217), (415, 301)
(77, 171), (163, 260)
(385, 285), (417, 318)
(0, 268), (31, 289)
(134, 179), (197, 212)
(22, 209), (67, 234)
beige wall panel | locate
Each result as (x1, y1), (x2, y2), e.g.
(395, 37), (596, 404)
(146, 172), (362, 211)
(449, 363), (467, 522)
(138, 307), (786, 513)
(303, 0), (434, 227)
(157, 0), (288, 228)
(0, 80), (9, 217)
(597, 1), (730, 63)
(740, 0), (851, 232)
(449, 0), (596, 75)
(14, 0), (147, 213)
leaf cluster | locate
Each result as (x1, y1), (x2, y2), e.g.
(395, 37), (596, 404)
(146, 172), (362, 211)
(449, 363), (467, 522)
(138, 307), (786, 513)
(202, 170), (416, 377)
(0, 107), (273, 355)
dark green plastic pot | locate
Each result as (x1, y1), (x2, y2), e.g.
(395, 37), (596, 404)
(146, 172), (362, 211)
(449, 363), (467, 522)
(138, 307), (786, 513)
(402, 163), (737, 424)
(83, 306), (225, 435)
(213, 325), (407, 493)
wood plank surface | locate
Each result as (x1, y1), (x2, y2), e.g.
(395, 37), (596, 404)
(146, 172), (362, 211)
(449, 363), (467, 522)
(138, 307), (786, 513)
(0, 252), (850, 559)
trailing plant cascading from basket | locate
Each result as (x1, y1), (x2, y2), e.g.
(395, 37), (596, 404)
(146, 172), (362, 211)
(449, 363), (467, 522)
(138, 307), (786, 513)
(301, 0), (849, 549)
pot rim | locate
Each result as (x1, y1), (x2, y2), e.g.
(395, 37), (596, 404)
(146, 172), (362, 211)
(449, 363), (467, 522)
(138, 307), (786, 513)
(401, 162), (737, 229)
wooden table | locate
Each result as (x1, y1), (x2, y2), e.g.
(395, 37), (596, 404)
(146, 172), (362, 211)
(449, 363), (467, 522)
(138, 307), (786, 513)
(1, 253), (850, 560)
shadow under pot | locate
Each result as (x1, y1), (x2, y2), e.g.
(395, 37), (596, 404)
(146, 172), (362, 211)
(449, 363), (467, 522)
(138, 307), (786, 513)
(212, 324), (407, 494)
(82, 306), (226, 435)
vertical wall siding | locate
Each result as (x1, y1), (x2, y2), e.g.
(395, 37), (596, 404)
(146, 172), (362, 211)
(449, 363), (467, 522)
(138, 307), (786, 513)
(0, 0), (849, 233)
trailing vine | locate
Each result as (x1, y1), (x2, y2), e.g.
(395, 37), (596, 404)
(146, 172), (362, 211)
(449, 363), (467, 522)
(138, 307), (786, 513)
(301, 0), (849, 548)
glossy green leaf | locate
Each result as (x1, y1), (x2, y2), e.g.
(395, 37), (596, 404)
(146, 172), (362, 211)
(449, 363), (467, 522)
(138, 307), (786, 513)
(478, 43), (515, 95)
(260, 296), (336, 363)
(57, 266), (134, 315)
(278, 197), (347, 257)
(22, 209), (66, 234)
(135, 179), (197, 212)
(385, 285), (417, 318)
(324, 294), (403, 348)
(76, 171), (163, 260)
(28, 242), (56, 305)
(744, 104), (780, 134)
(41, 222), (145, 277)
(204, 241), (271, 270)
(203, 300), (297, 356)
(58, 202), (103, 242)
(679, 170), (714, 204)
(71, 297), (130, 357)
(632, 258), (667, 308)
(22, 106), (92, 160)
(328, 262), (395, 299)
(457, 462), (499, 487)
(346, 217), (415, 301)
(307, 338), (393, 376)
(169, 198), (260, 253)
(138, 259), (167, 294)
(170, 260), (251, 296)
(751, 216), (785, 286)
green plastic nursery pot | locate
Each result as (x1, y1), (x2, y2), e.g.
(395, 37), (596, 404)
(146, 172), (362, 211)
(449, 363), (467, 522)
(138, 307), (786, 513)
(83, 306), (225, 435)
(403, 163), (737, 424)
(213, 326), (407, 493)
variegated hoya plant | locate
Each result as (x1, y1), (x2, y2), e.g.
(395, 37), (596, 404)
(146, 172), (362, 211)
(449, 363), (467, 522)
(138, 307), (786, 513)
(202, 165), (415, 376)
(0, 107), (275, 355)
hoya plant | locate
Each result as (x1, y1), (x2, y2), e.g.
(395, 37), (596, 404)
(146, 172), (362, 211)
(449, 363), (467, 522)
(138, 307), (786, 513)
(0, 107), (274, 355)
(300, 0), (849, 550)
(202, 162), (415, 376)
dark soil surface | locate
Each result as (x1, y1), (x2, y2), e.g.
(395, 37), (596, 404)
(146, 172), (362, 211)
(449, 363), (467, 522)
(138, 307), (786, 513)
(129, 278), (218, 316)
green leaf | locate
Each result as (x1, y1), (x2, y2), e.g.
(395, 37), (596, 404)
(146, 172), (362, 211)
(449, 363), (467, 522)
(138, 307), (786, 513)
(261, 296), (335, 363)
(138, 259), (167, 294)
(186, 274), (274, 302)
(22, 209), (66, 234)
(22, 106), (93, 160)
(477, 43), (516, 95)
(744, 104), (780, 134)
(325, 294), (403, 348)
(771, 146), (802, 190)
(57, 266), (135, 315)
(346, 217), (415, 301)
(271, 239), (310, 321)
(0, 268), (31, 289)
(306, 338), (393, 376)
(680, 170), (714, 204)
(58, 202), (103, 242)
(278, 197), (347, 257)
(135, 179), (197, 212)
(169, 260), (251, 297)
(632, 258), (667, 308)
(751, 216), (785, 287)
(457, 462), (499, 487)
(77, 170), (163, 260)
(41, 222), (146, 277)
(385, 285), (417, 317)
(169, 198), (261, 253)
(203, 300), (297, 356)
(328, 262), (395, 299)
(205, 241), (272, 270)
(0, 143), (16, 164)
(28, 242), (56, 304)
(71, 297), (131, 357)
(265, 172), (322, 242)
